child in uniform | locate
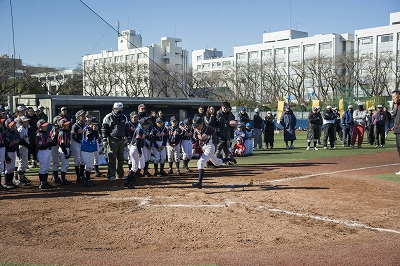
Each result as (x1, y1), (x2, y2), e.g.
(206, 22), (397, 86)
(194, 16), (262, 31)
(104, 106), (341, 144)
(233, 137), (246, 156)
(167, 116), (182, 175)
(124, 117), (151, 189)
(150, 116), (168, 176)
(3, 119), (20, 189)
(16, 116), (32, 186)
(70, 110), (86, 183)
(58, 118), (72, 185)
(244, 123), (254, 155)
(50, 116), (62, 183)
(191, 116), (236, 189)
(36, 119), (53, 189)
(181, 118), (194, 172)
(81, 117), (99, 187)
(0, 119), (6, 188)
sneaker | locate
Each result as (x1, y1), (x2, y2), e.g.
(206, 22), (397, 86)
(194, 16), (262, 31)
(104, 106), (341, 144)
(324, 146), (328, 149)
(229, 155), (237, 164)
(396, 171), (400, 175)
(168, 168), (173, 175)
(12, 179), (21, 187)
(18, 179), (30, 186)
(381, 145), (385, 148)
(314, 147), (318, 150)
(191, 182), (202, 189)
(144, 171), (152, 177)
(286, 145), (290, 149)
(39, 182), (52, 189)
(76, 177), (85, 183)
(159, 171), (168, 176)
(136, 172), (145, 177)
(332, 146), (336, 149)
(375, 145), (379, 147)
(108, 176), (116, 181)
(60, 180), (72, 185)
(52, 177), (62, 183)
(358, 146), (362, 148)
(351, 145), (355, 148)
(118, 176), (127, 180)
(154, 171), (160, 177)
(94, 172), (102, 177)
(85, 181), (94, 187)
(306, 147), (310, 150)
(124, 182), (135, 189)
(3, 183), (15, 189)
(183, 166), (192, 172)
(290, 145), (295, 149)
(20, 176), (31, 184)
(176, 169), (180, 175)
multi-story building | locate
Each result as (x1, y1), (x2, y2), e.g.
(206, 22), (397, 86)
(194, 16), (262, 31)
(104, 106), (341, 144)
(354, 12), (400, 97)
(192, 30), (354, 103)
(82, 30), (189, 97)
(33, 69), (80, 95)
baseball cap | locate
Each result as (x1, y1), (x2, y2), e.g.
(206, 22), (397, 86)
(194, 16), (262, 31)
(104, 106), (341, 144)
(165, 121), (171, 127)
(38, 105), (45, 109)
(326, 105), (332, 109)
(75, 110), (86, 119)
(5, 118), (15, 127)
(61, 107), (67, 111)
(139, 117), (151, 126)
(113, 102), (123, 109)
(33, 107), (39, 112)
(184, 118), (191, 125)
(87, 117), (99, 124)
(192, 116), (203, 127)
(59, 118), (71, 127)
(285, 105), (290, 109)
(138, 103), (146, 109)
(377, 105), (383, 108)
(37, 119), (49, 128)
(238, 123), (243, 128)
(348, 105), (353, 109)
(156, 117), (164, 123)
(237, 137), (242, 141)
(170, 116), (178, 122)
(368, 107), (373, 111)
(179, 121), (184, 126)
(246, 123), (251, 127)
(20, 116), (30, 122)
(240, 107), (246, 111)
(16, 105), (26, 112)
(254, 108), (260, 113)
(313, 107), (319, 111)
(130, 111), (138, 118)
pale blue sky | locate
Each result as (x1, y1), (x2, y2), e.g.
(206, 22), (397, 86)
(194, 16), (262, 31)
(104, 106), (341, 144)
(0, 0), (399, 69)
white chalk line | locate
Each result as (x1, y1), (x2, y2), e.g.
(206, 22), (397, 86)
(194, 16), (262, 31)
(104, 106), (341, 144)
(269, 162), (400, 183)
(93, 196), (400, 235)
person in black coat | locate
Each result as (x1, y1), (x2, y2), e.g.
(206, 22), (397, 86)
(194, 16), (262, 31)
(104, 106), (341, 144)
(307, 107), (322, 150)
(263, 111), (275, 149)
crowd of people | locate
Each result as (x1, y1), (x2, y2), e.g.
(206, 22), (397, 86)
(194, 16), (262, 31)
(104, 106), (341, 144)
(0, 98), (397, 190)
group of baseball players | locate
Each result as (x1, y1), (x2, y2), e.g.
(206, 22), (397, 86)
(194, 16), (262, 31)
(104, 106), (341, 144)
(0, 101), (238, 190)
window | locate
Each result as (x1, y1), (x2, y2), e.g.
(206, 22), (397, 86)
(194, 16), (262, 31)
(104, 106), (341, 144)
(125, 55), (130, 61)
(197, 55), (203, 61)
(319, 42), (332, 50)
(380, 34), (393, 43)
(261, 49), (272, 57)
(236, 52), (246, 59)
(358, 36), (373, 45)
(275, 48), (286, 55)
(120, 56), (124, 61)
(222, 61), (231, 66)
(289, 46), (300, 53)
(114, 57), (119, 62)
(212, 62), (221, 68)
(304, 44), (316, 52)
(202, 63), (210, 69)
(131, 55), (136, 60)
(249, 51), (258, 58)
(197, 65), (201, 70)
(138, 53), (143, 59)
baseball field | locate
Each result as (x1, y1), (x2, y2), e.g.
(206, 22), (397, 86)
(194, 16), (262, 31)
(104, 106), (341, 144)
(1, 131), (399, 266)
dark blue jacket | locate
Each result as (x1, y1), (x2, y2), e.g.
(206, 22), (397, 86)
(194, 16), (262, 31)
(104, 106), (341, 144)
(341, 110), (354, 126)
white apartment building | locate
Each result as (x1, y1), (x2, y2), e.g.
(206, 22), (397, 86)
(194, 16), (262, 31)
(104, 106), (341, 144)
(82, 30), (189, 97)
(192, 30), (354, 102)
(354, 12), (400, 95)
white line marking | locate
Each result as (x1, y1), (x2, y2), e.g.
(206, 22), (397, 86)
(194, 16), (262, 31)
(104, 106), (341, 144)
(150, 204), (226, 208)
(258, 206), (400, 235)
(270, 163), (400, 183)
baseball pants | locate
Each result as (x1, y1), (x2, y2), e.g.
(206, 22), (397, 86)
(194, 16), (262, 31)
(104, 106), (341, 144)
(253, 128), (263, 149)
(0, 147), (5, 173)
(181, 140), (193, 160)
(37, 149), (51, 174)
(167, 144), (181, 163)
(51, 145), (60, 171)
(198, 142), (223, 170)
(58, 147), (70, 173)
(70, 140), (83, 166)
(81, 151), (94, 172)
(152, 141), (166, 164)
(17, 146), (29, 172)
(129, 144), (145, 172)
(4, 151), (15, 174)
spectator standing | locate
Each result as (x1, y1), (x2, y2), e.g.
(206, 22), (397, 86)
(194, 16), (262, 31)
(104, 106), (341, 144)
(37, 105), (48, 122)
(366, 107), (375, 145)
(253, 108), (263, 149)
(263, 111), (275, 149)
(101, 102), (131, 180)
(391, 90), (400, 174)
(307, 107), (322, 150)
(372, 105), (386, 147)
(195, 106), (206, 119)
(157, 110), (165, 122)
(237, 107), (250, 125)
(216, 102), (236, 160)
(137, 104), (147, 120)
(333, 107), (342, 143)
(384, 106), (392, 138)
(341, 105), (354, 146)
(280, 106), (297, 149)
(351, 103), (367, 148)
(322, 106), (337, 149)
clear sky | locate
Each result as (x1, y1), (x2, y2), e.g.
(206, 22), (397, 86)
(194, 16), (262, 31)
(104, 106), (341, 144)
(0, 0), (399, 70)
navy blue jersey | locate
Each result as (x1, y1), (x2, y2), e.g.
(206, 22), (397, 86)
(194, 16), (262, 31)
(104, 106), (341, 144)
(58, 129), (70, 155)
(194, 125), (215, 146)
(131, 125), (146, 155)
(4, 129), (20, 152)
(36, 130), (52, 150)
(150, 125), (168, 149)
(167, 125), (182, 146)
(71, 121), (85, 143)
(181, 126), (194, 140)
(81, 125), (98, 153)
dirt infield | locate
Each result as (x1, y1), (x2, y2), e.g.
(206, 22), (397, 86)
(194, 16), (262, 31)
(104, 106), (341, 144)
(1, 151), (400, 266)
